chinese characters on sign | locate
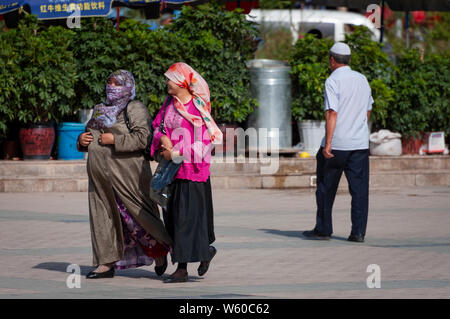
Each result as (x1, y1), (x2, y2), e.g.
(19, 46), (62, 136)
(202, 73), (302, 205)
(29, 0), (112, 19)
(0, 1), (21, 14)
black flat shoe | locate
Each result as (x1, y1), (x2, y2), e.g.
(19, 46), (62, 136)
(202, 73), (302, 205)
(155, 255), (168, 277)
(303, 230), (331, 240)
(86, 267), (115, 279)
(347, 234), (365, 243)
(198, 246), (217, 276)
(163, 273), (188, 283)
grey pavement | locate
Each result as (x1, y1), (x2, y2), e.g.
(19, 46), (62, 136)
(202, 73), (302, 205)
(0, 186), (449, 299)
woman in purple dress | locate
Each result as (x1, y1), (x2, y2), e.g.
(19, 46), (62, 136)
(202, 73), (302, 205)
(77, 70), (172, 279)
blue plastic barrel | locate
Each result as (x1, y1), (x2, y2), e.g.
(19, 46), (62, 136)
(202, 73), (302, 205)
(57, 122), (85, 160)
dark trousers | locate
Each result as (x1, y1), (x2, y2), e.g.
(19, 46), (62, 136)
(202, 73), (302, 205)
(314, 147), (369, 237)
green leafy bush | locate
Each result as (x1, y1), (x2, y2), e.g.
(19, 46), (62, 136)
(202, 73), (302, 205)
(344, 27), (395, 129)
(0, 2), (258, 132)
(70, 18), (124, 111)
(168, 2), (258, 123)
(255, 25), (293, 62)
(0, 30), (20, 137)
(388, 49), (450, 137)
(423, 52), (450, 135)
(0, 14), (77, 126)
(289, 33), (333, 121)
(69, 2), (257, 123)
(289, 27), (395, 129)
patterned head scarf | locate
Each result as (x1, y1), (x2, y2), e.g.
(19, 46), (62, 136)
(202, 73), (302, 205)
(164, 62), (223, 145)
(87, 70), (136, 129)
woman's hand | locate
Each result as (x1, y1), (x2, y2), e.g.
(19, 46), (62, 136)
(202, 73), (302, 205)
(160, 135), (174, 160)
(78, 132), (94, 147)
(160, 135), (173, 150)
(161, 144), (172, 161)
(99, 133), (115, 145)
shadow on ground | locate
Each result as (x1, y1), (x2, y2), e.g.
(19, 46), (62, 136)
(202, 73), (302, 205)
(32, 262), (204, 282)
(259, 229), (348, 241)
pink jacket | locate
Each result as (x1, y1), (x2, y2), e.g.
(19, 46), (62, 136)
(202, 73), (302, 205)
(150, 98), (212, 182)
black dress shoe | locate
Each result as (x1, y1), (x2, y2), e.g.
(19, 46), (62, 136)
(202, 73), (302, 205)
(86, 267), (115, 279)
(198, 246), (217, 276)
(303, 230), (331, 240)
(347, 234), (365, 243)
(163, 273), (188, 283)
(155, 255), (168, 277)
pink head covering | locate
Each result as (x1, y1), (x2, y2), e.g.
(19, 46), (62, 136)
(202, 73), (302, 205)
(164, 62), (222, 145)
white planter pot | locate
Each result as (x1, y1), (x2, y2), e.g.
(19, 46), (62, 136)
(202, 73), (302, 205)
(78, 109), (93, 125)
(297, 120), (325, 155)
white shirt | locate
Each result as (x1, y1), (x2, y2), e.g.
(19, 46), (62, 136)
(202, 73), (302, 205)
(321, 66), (373, 150)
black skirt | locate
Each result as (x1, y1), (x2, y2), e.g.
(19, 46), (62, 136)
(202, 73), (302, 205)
(163, 177), (215, 263)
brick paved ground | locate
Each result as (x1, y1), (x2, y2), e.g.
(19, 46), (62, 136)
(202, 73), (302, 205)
(0, 186), (449, 299)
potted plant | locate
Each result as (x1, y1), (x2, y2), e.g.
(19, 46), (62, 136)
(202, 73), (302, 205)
(0, 28), (21, 159)
(289, 28), (395, 154)
(289, 33), (332, 154)
(419, 51), (450, 151)
(388, 48), (450, 154)
(11, 16), (77, 159)
(387, 49), (429, 154)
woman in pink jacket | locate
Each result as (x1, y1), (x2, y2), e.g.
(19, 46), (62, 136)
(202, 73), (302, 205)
(151, 62), (223, 283)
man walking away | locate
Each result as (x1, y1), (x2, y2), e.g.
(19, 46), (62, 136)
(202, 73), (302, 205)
(303, 42), (373, 243)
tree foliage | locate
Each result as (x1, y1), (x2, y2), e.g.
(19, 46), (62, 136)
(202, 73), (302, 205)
(0, 2), (258, 138)
(289, 27), (395, 130)
(0, 14), (77, 132)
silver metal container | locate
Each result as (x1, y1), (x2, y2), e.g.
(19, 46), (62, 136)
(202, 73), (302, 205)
(247, 59), (292, 149)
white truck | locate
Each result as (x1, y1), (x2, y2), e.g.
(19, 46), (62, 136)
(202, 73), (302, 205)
(246, 9), (380, 43)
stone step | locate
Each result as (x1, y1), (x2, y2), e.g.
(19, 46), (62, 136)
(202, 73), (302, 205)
(0, 177), (88, 193)
(0, 169), (449, 192)
(0, 155), (449, 177)
(1, 156), (449, 192)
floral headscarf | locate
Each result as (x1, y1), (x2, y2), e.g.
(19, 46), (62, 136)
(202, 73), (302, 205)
(87, 70), (136, 129)
(164, 62), (223, 145)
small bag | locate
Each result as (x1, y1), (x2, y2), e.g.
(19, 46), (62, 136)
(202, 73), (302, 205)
(149, 96), (181, 210)
(150, 154), (181, 210)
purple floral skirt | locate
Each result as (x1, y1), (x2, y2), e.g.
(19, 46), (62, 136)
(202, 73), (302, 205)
(114, 194), (168, 270)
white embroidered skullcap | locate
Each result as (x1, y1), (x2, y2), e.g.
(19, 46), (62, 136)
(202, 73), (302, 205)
(330, 42), (351, 55)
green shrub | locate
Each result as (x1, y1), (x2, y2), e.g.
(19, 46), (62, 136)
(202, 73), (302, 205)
(68, 2), (258, 123)
(388, 48), (450, 137)
(70, 18), (123, 111)
(0, 29), (20, 137)
(255, 25), (293, 62)
(344, 27), (395, 129)
(168, 2), (258, 123)
(423, 52), (450, 135)
(289, 33), (333, 121)
(2, 15), (77, 125)
(0, 2), (258, 130)
(289, 27), (395, 129)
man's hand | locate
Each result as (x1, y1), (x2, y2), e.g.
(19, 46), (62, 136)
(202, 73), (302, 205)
(323, 109), (337, 159)
(78, 132), (93, 147)
(323, 144), (334, 159)
(99, 133), (114, 145)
